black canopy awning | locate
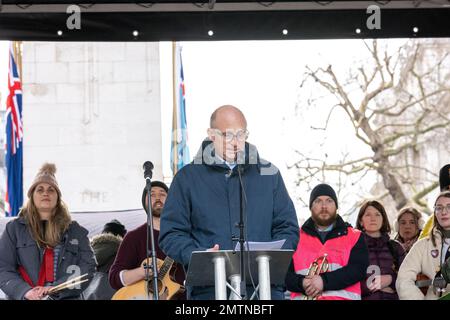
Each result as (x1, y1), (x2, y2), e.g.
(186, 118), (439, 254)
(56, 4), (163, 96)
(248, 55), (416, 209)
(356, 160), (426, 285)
(0, 1), (449, 41)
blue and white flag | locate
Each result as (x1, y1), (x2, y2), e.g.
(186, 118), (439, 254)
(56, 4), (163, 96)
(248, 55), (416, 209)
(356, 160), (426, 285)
(171, 42), (190, 176)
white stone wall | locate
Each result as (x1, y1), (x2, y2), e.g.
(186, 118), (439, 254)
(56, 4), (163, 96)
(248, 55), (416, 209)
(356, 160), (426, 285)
(22, 42), (163, 212)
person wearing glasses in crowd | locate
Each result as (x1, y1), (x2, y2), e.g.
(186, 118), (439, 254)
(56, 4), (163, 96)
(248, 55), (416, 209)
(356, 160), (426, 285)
(396, 191), (450, 300)
(420, 164), (450, 240)
(159, 105), (299, 300)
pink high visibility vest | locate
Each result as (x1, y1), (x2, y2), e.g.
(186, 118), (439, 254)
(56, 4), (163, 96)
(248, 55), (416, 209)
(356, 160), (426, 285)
(291, 226), (362, 300)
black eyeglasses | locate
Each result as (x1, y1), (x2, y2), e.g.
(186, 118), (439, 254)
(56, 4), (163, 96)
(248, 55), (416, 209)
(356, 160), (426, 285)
(214, 129), (249, 142)
(434, 204), (450, 215)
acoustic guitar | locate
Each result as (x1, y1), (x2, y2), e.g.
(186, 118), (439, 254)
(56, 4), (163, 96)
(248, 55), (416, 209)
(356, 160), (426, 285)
(111, 257), (183, 300)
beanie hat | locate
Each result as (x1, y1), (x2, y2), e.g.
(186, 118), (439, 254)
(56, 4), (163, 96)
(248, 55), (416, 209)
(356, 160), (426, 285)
(102, 219), (127, 237)
(141, 180), (169, 211)
(439, 164), (450, 191)
(27, 163), (61, 198)
(309, 183), (338, 209)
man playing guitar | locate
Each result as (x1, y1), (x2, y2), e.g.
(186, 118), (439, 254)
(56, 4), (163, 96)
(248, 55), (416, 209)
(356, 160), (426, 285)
(108, 181), (185, 299)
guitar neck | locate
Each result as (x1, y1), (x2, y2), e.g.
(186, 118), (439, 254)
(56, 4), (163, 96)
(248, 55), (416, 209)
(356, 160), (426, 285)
(416, 279), (432, 288)
(158, 257), (174, 280)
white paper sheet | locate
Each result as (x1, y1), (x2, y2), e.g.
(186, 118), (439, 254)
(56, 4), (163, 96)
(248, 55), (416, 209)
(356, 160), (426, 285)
(234, 239), (286, 251)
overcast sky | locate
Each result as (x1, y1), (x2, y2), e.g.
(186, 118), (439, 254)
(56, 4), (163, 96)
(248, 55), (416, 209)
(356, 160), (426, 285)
(159, 39), (414, 223)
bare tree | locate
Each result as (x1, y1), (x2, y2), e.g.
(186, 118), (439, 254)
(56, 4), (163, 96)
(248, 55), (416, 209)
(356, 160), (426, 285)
(290, 39), (450, 214)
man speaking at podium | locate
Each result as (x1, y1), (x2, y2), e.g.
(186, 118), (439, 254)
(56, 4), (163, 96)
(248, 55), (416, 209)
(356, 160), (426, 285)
(159, 105), (299, 300)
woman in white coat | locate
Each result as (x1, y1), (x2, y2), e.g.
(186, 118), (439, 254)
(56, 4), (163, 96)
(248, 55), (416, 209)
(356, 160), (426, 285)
(396, 191), (450, 300)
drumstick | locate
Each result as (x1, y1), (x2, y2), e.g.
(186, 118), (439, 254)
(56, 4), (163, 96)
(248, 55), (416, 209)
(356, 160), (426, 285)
(50, 274), (87, 292)
(48, 273), (88, 293)
(49, 275), (87, 293)
(48, 279), (89, 294)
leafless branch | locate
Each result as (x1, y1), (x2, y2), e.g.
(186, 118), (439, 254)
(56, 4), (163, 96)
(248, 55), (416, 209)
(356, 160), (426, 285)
(292, 39), (449, 212)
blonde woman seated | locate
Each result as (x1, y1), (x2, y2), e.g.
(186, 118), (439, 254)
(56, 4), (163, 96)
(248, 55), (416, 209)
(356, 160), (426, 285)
(396, 191), (450, 300)
(0, 163), (96, 300)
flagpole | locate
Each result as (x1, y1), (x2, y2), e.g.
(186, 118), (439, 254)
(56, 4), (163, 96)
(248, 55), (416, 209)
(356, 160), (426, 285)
(171, 41), (178, 176)
(12, 41), (22, 80)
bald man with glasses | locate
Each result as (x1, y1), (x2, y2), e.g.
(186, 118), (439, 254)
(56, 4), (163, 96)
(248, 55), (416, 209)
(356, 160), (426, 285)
(159, 105), (299, 300)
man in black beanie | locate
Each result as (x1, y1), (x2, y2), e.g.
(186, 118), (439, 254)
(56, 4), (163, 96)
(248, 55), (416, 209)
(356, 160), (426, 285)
(109, 180), (185, 299)
(309, 183), (338, 218)
(285, 183), (369, 300)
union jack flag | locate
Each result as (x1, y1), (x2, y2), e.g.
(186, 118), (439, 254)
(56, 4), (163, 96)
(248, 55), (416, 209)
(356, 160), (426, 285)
(5, 43), (24, 217)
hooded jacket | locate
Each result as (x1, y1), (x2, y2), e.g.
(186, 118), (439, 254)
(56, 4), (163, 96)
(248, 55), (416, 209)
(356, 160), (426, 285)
(83, 233), (122, 300)
(90, 233), (122, 273)
(159, 140), (299, 268)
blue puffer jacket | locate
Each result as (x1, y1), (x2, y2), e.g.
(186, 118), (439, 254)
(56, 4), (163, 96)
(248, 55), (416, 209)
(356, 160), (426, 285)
(159, 140), (299, 268)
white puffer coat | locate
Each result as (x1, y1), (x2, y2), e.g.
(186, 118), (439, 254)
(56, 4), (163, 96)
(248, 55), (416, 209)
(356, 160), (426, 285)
(396, 230), (450, 300)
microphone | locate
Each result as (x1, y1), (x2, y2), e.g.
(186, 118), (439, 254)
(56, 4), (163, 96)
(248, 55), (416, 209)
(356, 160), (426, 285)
(143, 161), (154, 186)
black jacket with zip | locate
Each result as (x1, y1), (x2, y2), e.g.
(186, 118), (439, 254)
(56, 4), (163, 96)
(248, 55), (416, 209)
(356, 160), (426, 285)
(285, 215), (369, 295)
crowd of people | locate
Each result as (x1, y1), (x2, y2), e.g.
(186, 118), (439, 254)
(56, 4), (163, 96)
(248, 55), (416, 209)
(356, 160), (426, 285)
(0, 105), (449, 300)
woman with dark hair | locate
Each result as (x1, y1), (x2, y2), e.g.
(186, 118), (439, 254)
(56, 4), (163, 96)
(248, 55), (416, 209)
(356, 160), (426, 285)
(394, 207), (424, 253)
(0, 163), (96, 300)
(397, 191), (450, 300)
(356, 200), (405, 300)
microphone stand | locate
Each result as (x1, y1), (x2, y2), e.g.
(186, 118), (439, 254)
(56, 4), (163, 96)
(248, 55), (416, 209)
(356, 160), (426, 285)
(144, 179), (160, 300)
(237, 162), (247, 300)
